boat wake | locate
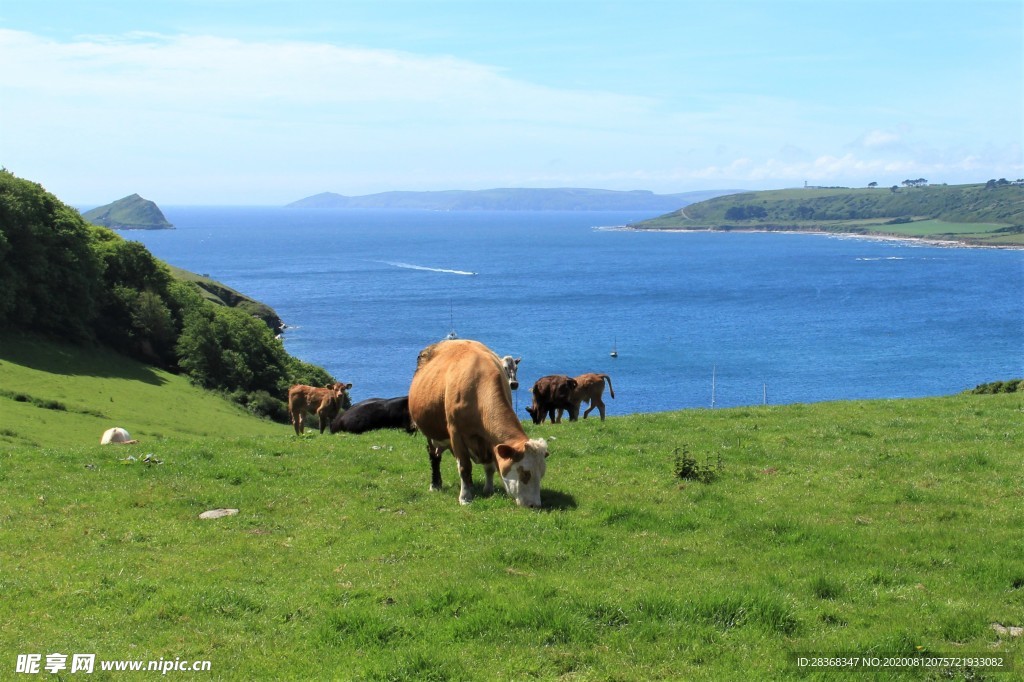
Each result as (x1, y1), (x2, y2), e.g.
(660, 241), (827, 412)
(379, 261), (477, 276)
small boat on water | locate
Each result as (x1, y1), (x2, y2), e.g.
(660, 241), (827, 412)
(610, 338), (618, 358)
(443, 300), (458, 341)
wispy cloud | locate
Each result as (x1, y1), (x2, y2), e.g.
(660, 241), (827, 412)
(0, 25), (1019, 203)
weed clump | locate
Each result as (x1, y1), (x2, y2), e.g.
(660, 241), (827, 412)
(673, 446), (721, 484)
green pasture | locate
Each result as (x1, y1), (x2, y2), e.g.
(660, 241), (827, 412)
(0, 332), (280, 447)
(859, 219), (1024, 246)
(2, 370), (1021, 679)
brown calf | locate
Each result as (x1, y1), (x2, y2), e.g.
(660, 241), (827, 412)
(567, 373), (615, 421)
(287, 382), (352, 435)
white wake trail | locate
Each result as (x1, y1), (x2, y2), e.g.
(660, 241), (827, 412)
(378, 261), (477, 276)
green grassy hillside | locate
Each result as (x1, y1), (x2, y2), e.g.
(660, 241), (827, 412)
(0, 332), (280, 447)
(1, 334), (1021, 679)
(632, 183), (1024, 247)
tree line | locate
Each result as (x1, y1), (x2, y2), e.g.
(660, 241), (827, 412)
(0, 170), (335, 422)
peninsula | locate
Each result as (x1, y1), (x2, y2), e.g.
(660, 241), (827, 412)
(628, 181), (1024, 248)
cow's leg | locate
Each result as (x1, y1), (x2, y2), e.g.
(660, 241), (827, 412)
(455, 455), (474, 505)
(427, 441), (443, 492)
(568, 404), (580, 421)
(482, 461), (496, 496)
(317, 405), (330, 434)
(447, 431), (475, 505)
(583, 400), (597, 419)
(292, 411), (304, 436)
(549, 406), (560, 423)
(594, 398), (606, 420)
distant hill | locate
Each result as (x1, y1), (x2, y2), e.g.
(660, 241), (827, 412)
(629, 182), (1024, 247)
(82, 193), (173, 229)
(287, 187), (743, 211)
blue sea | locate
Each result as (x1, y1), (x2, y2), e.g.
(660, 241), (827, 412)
(124, 207), (1024, 416)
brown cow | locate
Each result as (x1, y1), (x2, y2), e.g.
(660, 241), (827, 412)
(408, 339), (548, 507)
(525, 375), (578, 424)
(287, 382), (352, 435)
(564, 373), (615, 421)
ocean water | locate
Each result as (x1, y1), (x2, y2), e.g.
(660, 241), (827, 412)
(124, 207), (1024, 416)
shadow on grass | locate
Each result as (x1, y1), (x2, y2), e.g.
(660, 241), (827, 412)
(540, 488), (578, 511)
(0, 332), (167, 385)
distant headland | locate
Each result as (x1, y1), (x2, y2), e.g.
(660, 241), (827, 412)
(627, 181), (1024, 248)
(286, 187), (744, 211)
(82, 193), (173, 230)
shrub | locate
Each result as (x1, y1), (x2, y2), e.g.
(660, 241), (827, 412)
(673, 446), (721, 484)
(970, 379), (1022, 394)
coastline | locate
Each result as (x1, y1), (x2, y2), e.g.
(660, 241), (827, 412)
(610, 225), (1024, 250)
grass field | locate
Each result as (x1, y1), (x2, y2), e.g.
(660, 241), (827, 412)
(1, 335), (1021, 680)
(0, 332), (280, 447)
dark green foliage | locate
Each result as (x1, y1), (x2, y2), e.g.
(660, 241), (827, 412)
(176, 304), (291, 396)
(673, 445), (721, 483)
(91, 229), (180, 365)
(286, 356), (343, 398)
(0, 169), (103, 340)
(724, 205), (768, 220)
(970, 379), (1022, 394)
(0, 169), (332, 421)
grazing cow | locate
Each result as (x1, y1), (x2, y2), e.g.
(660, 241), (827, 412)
(526, 375), (579, 424)
(563, 373), (616, 421)
(501, 355), (522, 390)
(287, 382), (352, 435)
(329, 396), (415, 435)
(408, 339), (549, 507)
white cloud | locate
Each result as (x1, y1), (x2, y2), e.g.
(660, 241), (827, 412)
(0, 28), (675, 201)
(858, 129), (904, 149)
(0, 27), (1019, 203)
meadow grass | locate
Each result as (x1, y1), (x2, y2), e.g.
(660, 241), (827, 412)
(0, 332), (280, 447)
(1, 387), (1021, 680)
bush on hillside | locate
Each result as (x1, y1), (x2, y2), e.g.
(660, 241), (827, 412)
(970, 379), (1022, 394)
(0, 169), (335, 423)
(0, 170), (103, 340)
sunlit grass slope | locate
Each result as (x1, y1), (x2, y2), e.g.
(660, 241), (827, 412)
(0, 332), (280, 447)
(1, 366), (1021, 679)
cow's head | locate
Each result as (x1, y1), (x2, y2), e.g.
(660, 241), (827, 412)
(501, 355), (521, 391)
(324, 382), (353, 415)
(329, 382), (353, 400)
(495, 438), (548, 508)
(525, 404), (541, 424)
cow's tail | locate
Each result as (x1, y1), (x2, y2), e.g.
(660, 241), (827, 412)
(602, 374), (615, 399)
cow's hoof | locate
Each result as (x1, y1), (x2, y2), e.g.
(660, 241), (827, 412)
(429, 484), (442, 492)
(459, 496), (473, 506)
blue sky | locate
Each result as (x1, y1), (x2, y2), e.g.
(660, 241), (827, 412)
(1, 0), (1020, 205)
